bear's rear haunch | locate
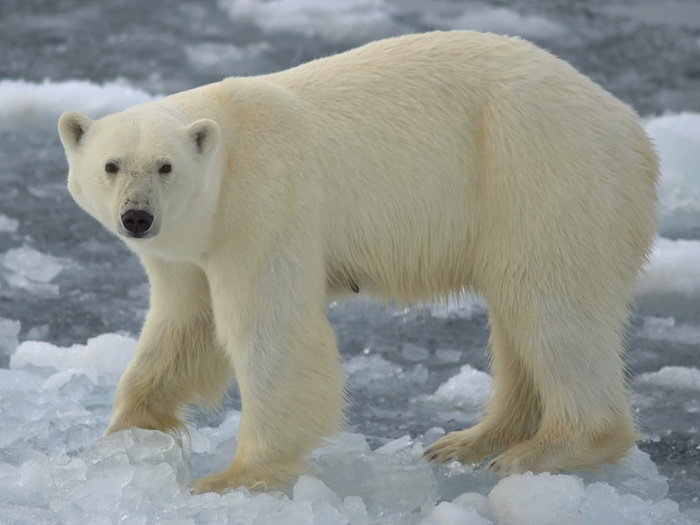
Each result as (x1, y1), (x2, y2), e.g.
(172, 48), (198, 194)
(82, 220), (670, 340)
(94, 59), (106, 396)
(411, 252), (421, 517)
(57, 31), (658, 494)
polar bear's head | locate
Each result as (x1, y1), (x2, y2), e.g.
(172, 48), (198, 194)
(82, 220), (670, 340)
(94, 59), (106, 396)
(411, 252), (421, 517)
(58, 107), (221, 252)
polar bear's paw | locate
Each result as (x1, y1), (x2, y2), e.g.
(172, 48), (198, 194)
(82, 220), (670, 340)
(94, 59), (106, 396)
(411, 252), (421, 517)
(425, 423), (636, 476)
(486, 438), (572, 476)
(105, 405), (186, 438)
(423, 425), (508, 465)
(191, 458), (305, 494)
(486, 427), (636, 476)
(191, 471), (269, 494)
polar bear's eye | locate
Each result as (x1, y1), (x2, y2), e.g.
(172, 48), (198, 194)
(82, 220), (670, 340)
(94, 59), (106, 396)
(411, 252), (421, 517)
(159, 163), (172, 175)
(105, 162), (119, 174)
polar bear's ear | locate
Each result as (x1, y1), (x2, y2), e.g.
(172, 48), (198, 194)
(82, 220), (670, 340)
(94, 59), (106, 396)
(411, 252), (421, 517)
(58, 111), (93, 151)
(186, 119), (221, 156)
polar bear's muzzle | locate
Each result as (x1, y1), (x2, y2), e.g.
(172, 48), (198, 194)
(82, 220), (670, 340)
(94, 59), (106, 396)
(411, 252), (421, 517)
(120, 209), (156, 239)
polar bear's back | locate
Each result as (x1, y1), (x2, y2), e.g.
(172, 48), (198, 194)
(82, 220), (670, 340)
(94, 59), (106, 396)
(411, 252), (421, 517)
(265, 32), (660, 304)
(201, 31), (657, 306)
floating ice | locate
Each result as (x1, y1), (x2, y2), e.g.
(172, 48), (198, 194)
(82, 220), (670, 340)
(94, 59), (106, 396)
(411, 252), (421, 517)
(343, 354), (429, 390)
(489, 468), (693, 525)
(421, 7), (565, 39)
(638, 316), (700, 345)
(489, 472), (586, 525)
(0, 79), (156, 132)
(427, 496), (493, 525)
(184, 41), (273, 75)
(412, 364), (490, 427)
(1, 245), (66, 297)
(425, 364), (491, 409)
(637, 366), (700, 390)
(217, 0), (408, 43)
(401, 344), (430, 362)
(0, 214), (19, 233)
(10, 333), (136, 379)
(645, 112), (700, 238)
(0, 317), (20, 357)
(1, 334), (135, 467)
(0, 334), (697, 523)
(435, 348), (463, 363)
(604, 1), (700, 29)
(638, 237), (700, 298)
(311, 433), (440, 519)
(344, 353), (403, 381)
(2, 245), (64, 283)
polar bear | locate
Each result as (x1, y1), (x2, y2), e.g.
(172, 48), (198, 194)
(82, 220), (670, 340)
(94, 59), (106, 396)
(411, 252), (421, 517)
(58, 31), (658, 493)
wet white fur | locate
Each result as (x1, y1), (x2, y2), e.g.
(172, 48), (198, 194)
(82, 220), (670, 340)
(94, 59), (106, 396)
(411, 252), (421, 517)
(58, 31), (658, 493)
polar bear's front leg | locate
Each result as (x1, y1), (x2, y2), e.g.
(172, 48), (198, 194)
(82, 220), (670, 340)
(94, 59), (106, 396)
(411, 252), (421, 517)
(106, 259), (232, 436)
(192, 269), (344, 493)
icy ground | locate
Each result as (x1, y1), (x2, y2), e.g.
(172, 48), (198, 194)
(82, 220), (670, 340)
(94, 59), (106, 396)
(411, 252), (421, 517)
(0, 333), (697, 524)
(1, 0), (700, 523)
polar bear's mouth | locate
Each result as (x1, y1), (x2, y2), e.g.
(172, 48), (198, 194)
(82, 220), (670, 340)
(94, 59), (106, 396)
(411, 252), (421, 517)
(120, 209), (156, 239)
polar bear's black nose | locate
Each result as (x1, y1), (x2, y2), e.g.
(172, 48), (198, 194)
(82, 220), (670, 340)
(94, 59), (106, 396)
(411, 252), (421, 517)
(121, 210), (153, 237)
